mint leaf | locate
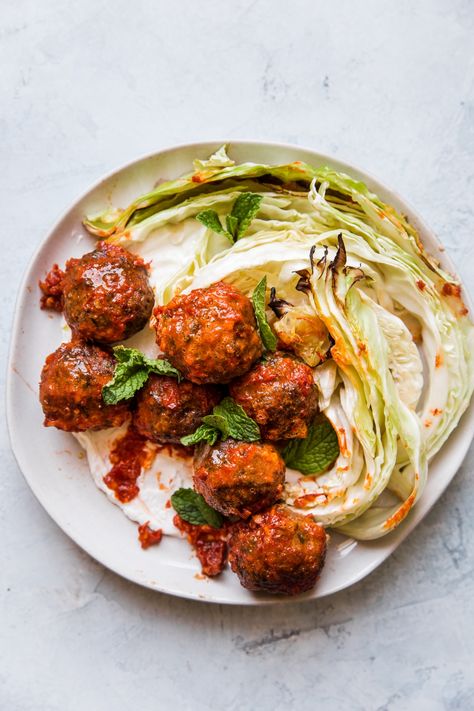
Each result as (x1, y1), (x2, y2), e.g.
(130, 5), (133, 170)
(231, 192), (263, 240)
(252, 276), (277, 352)
(171, 488), (223, 528)
(103, 367), (150, 405)
(196, 193), (262, 243)
(201, 413), (231, 440)
(112, 346), (142, 364)
(281, 415), (340, 475)
(195, 495), (223, 529)
(196, 209), (233, 244)
(180, 423), (220, 447)
(204, 397), (260, 441)
(145, 356), (181, 380)
(225, 214), (238, 239)
(102, 346), (181, 404)
(180, 396), (260, 446)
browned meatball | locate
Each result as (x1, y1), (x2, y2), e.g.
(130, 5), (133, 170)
(39, 341), (130, 432)
(154, 281), (263, 384)
(229, 351), (318, 440)
(133, 374), (222, 444)
(193, 439), (285, 519)
(62, 242), (154, 343)
(228, 505), (327, 595)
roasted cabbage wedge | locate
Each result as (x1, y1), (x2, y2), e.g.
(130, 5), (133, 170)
(84, 147), (474, 539)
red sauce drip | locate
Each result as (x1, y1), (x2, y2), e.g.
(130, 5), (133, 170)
(293, 493), (318, 508)
(337, 427), (350, 457)
(442, 282), (461, 298)
(103, 428), (150, 503)
(138, 522), (163, 549)
(416, 279), (426, 291)
(39, 264), (65, 311)
(173, 514), (230, 577)
(441, 281), (469, 316)
(383, 491), (416, 529)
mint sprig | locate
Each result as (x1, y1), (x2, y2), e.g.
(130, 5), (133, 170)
(102, 346), (181, 405)
(196, 210), (228, 238)
(196, 192), (263, 244)
(180, 396), (260, 446)
(281, 415), (340, 475)
(228, 192), (263, 239)
(171, 488), (223, 528)
(252, 276), (277, 352)
(180, 422), (220, 447)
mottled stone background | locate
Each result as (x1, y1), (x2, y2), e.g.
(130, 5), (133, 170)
(2, 1), (473, 709)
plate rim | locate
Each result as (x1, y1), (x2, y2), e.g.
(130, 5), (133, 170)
(7, 139), (474, 605)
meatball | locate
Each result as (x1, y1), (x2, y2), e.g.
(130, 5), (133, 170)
(193, 439), (285, 519)
(62, 242), (154, 343)
(39, 341), (129, 432)
(154, 281), (263, 384)
(228, 505), (327, 595)
(229, 351), (318, 440)
(133, 374), (222, 444)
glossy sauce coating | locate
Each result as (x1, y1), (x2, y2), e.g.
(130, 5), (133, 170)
(133, 374), (222, 443)
(154, 281), (263, 384)
(193, 439), (285, 519)
(62, 242), (154, 343)
(39, 341), (130, 432)
(228, 505), (327, 595)
(229, 351), (319, 440)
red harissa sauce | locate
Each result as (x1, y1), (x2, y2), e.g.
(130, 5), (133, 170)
(103, 428), (152, 503)
(138, 522), (163, 549)
(173, 514), (230, 577)
(39, 264), (65, 312)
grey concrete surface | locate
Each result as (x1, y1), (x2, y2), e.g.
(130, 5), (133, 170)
(2, 1), (474, 709)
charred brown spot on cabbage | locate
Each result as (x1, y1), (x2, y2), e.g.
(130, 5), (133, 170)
(294, 269), (312, 294)
(330, 234), (366, 299)
(349, 267), (366, 286)
(269, 287), (293, 319)
(326, 334), (335, 354)
(291, 245), (324, 295)
(331, 234), (347, 274)
(317, 245), (329, 269)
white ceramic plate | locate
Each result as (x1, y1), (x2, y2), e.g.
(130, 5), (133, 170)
(7, 141), (474, 605)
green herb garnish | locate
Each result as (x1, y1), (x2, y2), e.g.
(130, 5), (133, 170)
(252, 276), (277, 352)
(102, 346), (181, 405)
(171, 488), (223, 528)
(180, 422), (220, 447)
(281, 415), (340, 475)
(227, 192), (263, 240)
(196, 210), (228, 239)
(181, 396), (260, 446)
(196, 192), (263, 244)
